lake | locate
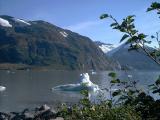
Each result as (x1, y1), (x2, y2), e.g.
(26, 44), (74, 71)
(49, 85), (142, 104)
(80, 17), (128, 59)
(0, 70), (160, 112)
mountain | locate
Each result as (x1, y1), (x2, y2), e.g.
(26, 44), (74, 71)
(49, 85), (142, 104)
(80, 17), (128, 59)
(0, 15), (118, 70)
(95, 41), (160, 70)
(108, 44), (160, 70)
(94, 41), (116, 53)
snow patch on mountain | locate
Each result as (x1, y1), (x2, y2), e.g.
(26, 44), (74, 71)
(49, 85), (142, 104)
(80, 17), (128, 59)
(99, 44), (116, 53)
(60, 31), (68, 37)
(0, 18), (12, 27)
(14, 18), (31, 25)
(94, 41), (116, 53)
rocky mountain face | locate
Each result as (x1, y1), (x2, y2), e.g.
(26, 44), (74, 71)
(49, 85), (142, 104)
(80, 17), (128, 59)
(0, 15), (118, 70)
(108, 43), (160, 70)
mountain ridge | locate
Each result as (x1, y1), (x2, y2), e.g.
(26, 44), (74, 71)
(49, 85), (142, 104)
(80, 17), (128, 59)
(0, 15), (118, 70)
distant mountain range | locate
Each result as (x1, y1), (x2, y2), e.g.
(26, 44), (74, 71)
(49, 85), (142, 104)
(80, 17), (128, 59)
(0, 15), (118, 70)
(95, 41), (160, 70)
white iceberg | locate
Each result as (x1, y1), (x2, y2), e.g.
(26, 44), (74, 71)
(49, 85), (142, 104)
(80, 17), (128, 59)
(52, 73), (100, 92)
(0, 86), (6, 92)
(52, 73), (109, 103)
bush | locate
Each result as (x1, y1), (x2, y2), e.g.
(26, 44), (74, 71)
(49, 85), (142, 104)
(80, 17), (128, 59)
(58, 102), (141, 120)
(58, 89), (141, 120)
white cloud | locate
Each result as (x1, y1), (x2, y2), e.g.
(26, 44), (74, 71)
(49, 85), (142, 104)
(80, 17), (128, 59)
(65, 20), (104, 31)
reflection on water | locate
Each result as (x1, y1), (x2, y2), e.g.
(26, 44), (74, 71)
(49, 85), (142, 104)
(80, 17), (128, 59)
(0, 70), (159, 112)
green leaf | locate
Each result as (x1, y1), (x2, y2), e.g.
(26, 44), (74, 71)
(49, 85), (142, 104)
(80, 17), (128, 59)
(128, 44), (139, 51)
(120, 34), (129, 42)
(138, 33), (147, 39)
(128, 24), (135, 29)
(151, 2), (160, 9)
(127, 19), (134, 24)
(132, 36), (139, 41)
(80, 90), (89, 97)
(153, 89), (160, 94)
(131, 30), (138, 35)
(126, 36), (138, 44)
(108, 72), (116, 78)
(112, 90), (121, 97)
(127, 90), (136, 96)
(110, 23), (118, 27)
(113, 25), (121, 30)
(151, 86), (158, 90)
(151, 35), (155, 38)
(147, 7), (154, 12)
(111, 79), (120, 83)
(155, 76), (160, 85)
(148, 84), (155, 87)
(127, 15), (136, 19)
(119, 28), (126, 32)
(147, 2), (160, 12)
(100, 14), (109, 19)
(121, 21), (127, 28)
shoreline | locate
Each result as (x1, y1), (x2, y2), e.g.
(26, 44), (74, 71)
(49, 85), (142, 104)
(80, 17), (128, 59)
(0, 104), (64, 120)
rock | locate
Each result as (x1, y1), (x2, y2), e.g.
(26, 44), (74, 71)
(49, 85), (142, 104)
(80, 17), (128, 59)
(53, 117), (64, 120)
(0, 105), (59, 120)
(39, 104), (50, 111)
(34, 109), (57, 120)
(11, 108), (34, 120)
(0, 112), (10, 120)
(23, 112), (34, 119)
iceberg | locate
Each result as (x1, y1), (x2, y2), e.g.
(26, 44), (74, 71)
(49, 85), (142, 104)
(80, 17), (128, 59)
(52, 73), (109, 103)
(0, 86), (6, 92)
(52, 73), (100, 92)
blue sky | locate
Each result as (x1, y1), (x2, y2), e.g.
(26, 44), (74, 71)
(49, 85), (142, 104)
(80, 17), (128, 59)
(0, 0), (160, 45)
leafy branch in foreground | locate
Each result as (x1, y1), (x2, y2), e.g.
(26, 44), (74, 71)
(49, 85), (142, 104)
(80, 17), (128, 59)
(108, 72), (140, 105)
(100, 12), (160, 65)
(147, 2), (160, 18)
(58, 89), (141, 120)
(149, 75), (160, 94)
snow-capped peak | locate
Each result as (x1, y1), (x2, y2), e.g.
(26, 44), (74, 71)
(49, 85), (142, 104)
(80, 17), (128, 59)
(99, 44), (115, 53)
(60, 31), (68, 38)
(14, 18), (31, 25)
(0, 18), (12, 27)
(97, 42), (116, 54)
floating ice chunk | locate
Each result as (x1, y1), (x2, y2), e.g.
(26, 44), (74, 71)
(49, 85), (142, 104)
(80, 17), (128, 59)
(128, 75), (132, 78)
(0, 18), (12, 27)
(52, 73), (106, 103)
(0, 86), (6, 92)
(90, 70), (96, 75)
(52, 73), (100, 92)
(6, 70), (10, 74)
